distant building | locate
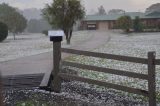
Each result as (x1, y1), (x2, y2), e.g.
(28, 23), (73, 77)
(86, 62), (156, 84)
(81, 12), (160, 30)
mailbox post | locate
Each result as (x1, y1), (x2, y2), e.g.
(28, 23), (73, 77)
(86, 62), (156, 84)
(48, 30), (64, 92)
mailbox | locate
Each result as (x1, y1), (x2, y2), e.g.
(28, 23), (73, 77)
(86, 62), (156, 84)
(48, 30), (64, 42)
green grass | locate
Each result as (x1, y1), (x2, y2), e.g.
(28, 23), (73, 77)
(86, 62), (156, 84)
(16, 101), (49, 106)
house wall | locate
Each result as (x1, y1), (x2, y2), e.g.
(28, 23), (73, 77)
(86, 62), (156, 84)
(109, 21), (117, 29)
(81, 21), (97, 30)
(81, 20), (117, 30)
(142, 19), (160, 28)
(81, 18), (160, 30)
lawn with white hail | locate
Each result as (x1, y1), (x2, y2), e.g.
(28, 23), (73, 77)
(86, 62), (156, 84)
(66, 32), (160, 100)
(0, 31), (93, 62)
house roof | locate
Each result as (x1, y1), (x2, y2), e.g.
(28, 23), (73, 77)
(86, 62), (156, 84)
(83, 12), (160, 21)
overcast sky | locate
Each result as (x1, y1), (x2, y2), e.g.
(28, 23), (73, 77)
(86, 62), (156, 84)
(0, 0), (159, 13)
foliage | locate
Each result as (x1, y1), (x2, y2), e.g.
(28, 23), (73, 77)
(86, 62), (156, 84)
(0, 3), (27, 40)
(0, 22), (8, 42)
(27, 19), (51, 33)
(117, 15), (132, 32)
(42, 30), (48, 36)
(16, 101), (49, 106)
(146, 3), (160, 13)
(108, 9), (125, 15)
(97, 5), (106, 15)
(43, 0), (85, 44)
(14, 14), (27, 33)
(133, 16), (143, 32)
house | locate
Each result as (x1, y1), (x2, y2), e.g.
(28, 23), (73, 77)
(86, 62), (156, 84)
(81, 12), (160, 30)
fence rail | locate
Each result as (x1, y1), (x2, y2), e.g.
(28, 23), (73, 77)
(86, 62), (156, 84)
(62, 61), (148, 80)
(156, 59), (160, 65)
(50, 48), (157, 106)
(62, 48), (148, 64)
(59, 73), (148, 97)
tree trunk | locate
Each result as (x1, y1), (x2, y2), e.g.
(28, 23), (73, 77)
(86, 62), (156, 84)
(69, 29), (73, 40)
(66, 38), (70, 44)
(126, 29), (130, 33)
(64, 28), (73, 45)
(66, 29), (73, 45)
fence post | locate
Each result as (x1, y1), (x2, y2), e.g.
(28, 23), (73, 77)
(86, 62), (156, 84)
(148, 52), (156, 106)
(50, 42), (62, 92)
(0, 75), (4, 106)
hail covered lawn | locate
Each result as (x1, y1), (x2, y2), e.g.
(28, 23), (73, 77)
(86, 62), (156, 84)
(66, 32), (160, 101)
(0, 31), (93, 62)
(2, 31), (160, 104)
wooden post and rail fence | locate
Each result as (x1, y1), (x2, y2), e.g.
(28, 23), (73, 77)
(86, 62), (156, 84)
(47, 38), (160, 106)
(0, 75), (4, 106)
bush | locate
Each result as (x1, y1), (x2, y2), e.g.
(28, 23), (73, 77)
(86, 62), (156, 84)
(133, 16), (143, 32)
(0, 22), (8, 42)
(117, 15), (132, 33)
(42, 30), (48, 36)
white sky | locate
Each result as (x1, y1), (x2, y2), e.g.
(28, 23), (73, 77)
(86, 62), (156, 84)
(0, 0), (159, 13)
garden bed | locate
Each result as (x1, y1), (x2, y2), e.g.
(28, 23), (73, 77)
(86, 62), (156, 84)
(3, 81), (146, 106)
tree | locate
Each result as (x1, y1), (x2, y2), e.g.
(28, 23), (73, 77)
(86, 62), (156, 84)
(0, 3), (27, 40)
(146, 3), (160, 13)
(0, 22), (8, 42)
(117, 15), (132, 33)
(97, 5), (106, 15)
(43, 0), (85, 44)
(13, 13), (27, 33)
(108, 9), (125, 15)
(133, 16), (143, 32)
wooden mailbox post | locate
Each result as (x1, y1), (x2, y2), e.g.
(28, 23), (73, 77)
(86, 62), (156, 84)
(48, 30), (64, 93)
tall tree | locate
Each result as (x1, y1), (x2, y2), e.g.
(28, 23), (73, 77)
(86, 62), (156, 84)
(146, 3), (160, 13)
(108, 9), (125, 15)
(97, 5), (106, 15)
(0, 3), (27, 40)
(117, 15), (132, 33)
(43, 0), (85, 44)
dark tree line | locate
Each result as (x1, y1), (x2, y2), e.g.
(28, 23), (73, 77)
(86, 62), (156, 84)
(0, 3), (27, 40)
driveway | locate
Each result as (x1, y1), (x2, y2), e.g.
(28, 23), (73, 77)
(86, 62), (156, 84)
(0, 31), (111, 76)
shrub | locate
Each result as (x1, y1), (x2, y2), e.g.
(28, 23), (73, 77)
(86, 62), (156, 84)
(42, 30), (48, 36)
(0, 22), (8, 42)
(117, 15), (132, 33)
(133, 16), (143, 32)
